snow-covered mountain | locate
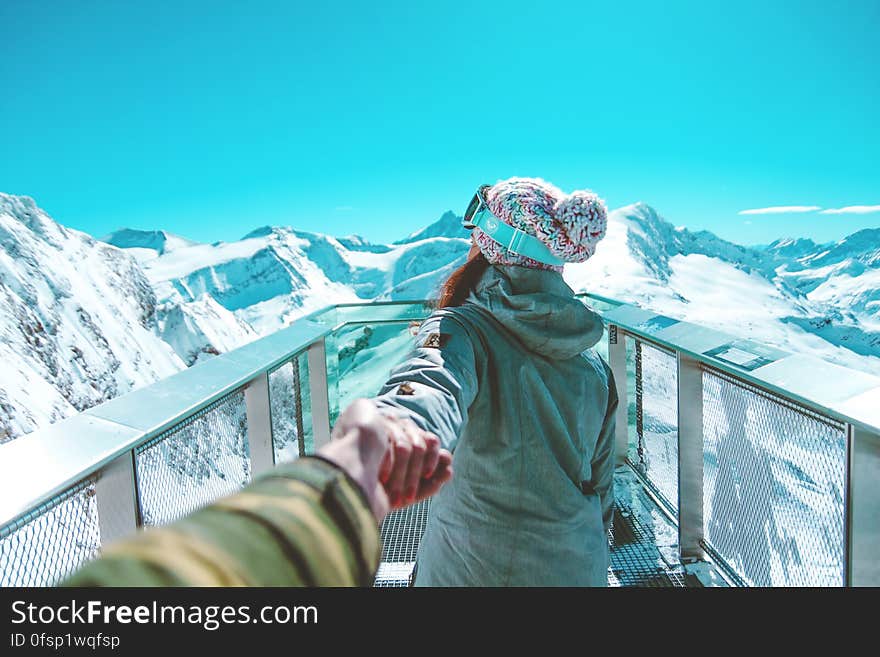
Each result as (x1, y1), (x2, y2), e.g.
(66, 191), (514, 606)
(764, 237), (821, 260)
(1, 191), (877, 441)
(156, 295), (257, 366)
(119, 200), (877, 374)
(133, 224), (469, 335)
(0, 194), (184, 441)
(564, 203), (879, 373)
(764, 229), (880, 363)
(103, 228), (199, 258)
(394, 210), (462, 244)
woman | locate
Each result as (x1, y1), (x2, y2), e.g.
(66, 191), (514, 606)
(372, 177), (618, 586)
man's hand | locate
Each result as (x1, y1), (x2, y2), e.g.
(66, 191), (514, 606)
(319, 399), (390, 521)
(319, 399), (453, 522)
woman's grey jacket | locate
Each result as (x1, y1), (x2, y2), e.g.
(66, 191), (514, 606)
(372, 264), (618, 586)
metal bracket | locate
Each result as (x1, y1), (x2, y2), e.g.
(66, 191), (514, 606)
(95, 452), (140, 546)
(677, 353), (705, 562)
(607, 324), (629, 466)
(245, 371), (275, 477)
(308, 338), (332, 450)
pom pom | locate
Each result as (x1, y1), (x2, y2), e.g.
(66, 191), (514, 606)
(549, 190), (608, 263)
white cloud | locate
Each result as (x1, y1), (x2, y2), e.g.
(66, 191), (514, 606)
(819, 205), (880, 214)
(738, 206), (821, 215)
(334, 205), (355, 212)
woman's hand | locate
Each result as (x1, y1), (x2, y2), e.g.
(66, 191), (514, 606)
(378, 413), (452, 510)
(320, 399), (453, 522)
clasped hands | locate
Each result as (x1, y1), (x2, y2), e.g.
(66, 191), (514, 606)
(318, 398), (453, 522)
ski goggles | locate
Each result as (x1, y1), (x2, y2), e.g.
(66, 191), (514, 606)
(462, 185), (564, 266)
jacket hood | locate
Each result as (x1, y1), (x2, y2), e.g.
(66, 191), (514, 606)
(462, 264), (604, 359)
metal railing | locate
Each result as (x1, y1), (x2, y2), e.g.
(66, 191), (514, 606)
(601, 300), (880, 587)
(0, 301), (431, 586)
(0, 294), (877, 587)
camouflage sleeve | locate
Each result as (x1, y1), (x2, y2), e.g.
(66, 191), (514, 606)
(62, 456), (381, 587)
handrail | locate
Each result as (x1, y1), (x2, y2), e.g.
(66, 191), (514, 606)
(0, 302), (431, 534)
(588, 293), (879, 587)
(575, 290), (624, 308)
(590, 297), (880, 434)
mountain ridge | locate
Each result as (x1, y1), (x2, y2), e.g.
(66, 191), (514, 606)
(103, 228), (200, 257)
(1, 190), (877, 441)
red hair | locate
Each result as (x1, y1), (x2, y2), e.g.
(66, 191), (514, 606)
(435, 250), (489, 309)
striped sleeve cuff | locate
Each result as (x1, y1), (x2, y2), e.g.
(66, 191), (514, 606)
(62, 456), (381, 587)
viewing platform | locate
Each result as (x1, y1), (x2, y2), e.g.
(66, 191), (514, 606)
(1, 295), (878, 587)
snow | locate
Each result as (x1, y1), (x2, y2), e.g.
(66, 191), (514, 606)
(394, 210), (462, 244)
(144, 237), (275, 282)
(102, 228), (200, 261)
(0, 193), (184, 441)
(565, 203), (880, 376)
(809, 268), (880, 320)
(340, 244), (403, 271)
(158, 295), (258, 366)
(140, 226), (469, 334)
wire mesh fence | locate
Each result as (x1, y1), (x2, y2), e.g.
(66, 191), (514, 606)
(0, 479), (100, 586)
(268, 351), (313, 463)
(134, 390), (250, 527)
(628, 337), (680, 514)
(702, 366), (848, 587)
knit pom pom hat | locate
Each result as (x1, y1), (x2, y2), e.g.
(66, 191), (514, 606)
(473, 177), (608, 272)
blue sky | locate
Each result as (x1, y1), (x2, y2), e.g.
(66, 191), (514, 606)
(1, 0), (878, 246)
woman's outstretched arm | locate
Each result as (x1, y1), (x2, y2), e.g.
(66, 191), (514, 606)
(372, 313), (479, 453)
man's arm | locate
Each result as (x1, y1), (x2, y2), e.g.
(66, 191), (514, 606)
(62, 400), (451, 587)
(63, 456), (382, 587)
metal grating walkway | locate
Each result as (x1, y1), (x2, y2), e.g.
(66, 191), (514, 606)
(374, 467), (692, 587)
(374, 500), (431, 587)
(608, 468), (686, 587)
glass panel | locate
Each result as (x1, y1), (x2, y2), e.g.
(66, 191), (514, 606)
(334, 302), (433, 326)
(593, 323), (609, 363)
(329, 322), (422, 426)
(578, 294), (622, 314)
(325, 328), (342, 431)
(307, 305), (339, 325)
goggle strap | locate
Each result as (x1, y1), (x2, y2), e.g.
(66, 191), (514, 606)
(470, 208), (564, 266)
